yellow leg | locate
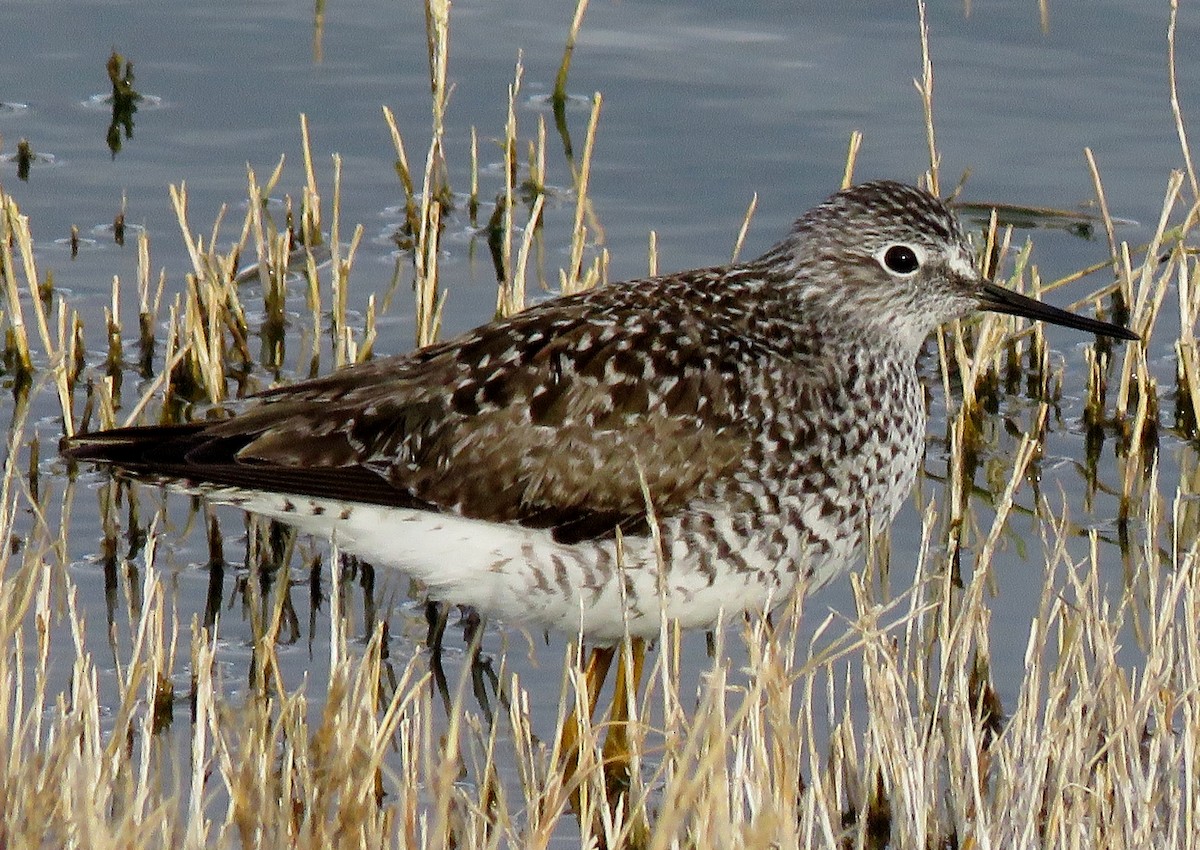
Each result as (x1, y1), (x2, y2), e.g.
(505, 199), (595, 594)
(600, 636), (645, 783)
(558, 645), (615, 811)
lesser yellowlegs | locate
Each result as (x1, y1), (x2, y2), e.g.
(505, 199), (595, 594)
(62, 180), (1138, 797)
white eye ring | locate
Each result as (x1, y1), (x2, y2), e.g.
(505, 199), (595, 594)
(876, 243), (926, 276)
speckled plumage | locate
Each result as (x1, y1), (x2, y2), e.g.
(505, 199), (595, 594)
(62, 181), (1137, 641)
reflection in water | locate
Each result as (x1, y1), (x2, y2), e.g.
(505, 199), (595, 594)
(16, 139), (33, 181)
(105, 51), (140, 157)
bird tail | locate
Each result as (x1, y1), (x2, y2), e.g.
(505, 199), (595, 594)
(59, 424), (210, 467)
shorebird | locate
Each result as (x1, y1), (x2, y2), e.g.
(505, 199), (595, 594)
(62, 179), (1138, 794)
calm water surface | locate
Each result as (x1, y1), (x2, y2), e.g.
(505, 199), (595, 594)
(1, 0), (1192, 808)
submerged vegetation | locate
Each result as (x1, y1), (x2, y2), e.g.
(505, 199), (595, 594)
(0, 0), (1197, 847)
(105, 50), (141, 157)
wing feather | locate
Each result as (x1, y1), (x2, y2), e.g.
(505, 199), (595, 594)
(64, 271), (778, 541)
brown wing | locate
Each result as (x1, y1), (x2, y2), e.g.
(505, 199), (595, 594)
(64, 275), (765, 543)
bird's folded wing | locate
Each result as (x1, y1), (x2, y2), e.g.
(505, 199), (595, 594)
(64, 292), (763, 543)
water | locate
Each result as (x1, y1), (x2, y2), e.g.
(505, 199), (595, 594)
(1, 0), (1192, 835)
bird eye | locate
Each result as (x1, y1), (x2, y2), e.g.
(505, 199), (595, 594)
(881, 244), (921, 275)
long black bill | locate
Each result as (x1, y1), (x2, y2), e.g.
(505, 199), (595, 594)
(978, 281), (1140, 342)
